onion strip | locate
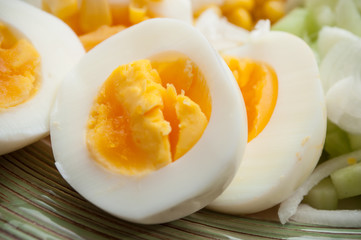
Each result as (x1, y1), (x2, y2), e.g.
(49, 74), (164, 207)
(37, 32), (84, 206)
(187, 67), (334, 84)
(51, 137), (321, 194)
(278, 149), (361, 225)
(291, 204), (361, 227)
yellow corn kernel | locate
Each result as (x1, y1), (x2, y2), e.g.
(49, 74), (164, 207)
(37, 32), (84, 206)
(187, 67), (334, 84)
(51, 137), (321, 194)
(227, 7), (253, 30)
(109, 2), (130, 26)
(129, 4), (149, 24)
(262, 0), (285, 23)
(79, 0), (112, 34)
(42, 0), (78, 20)
(222, 0), (255, 13)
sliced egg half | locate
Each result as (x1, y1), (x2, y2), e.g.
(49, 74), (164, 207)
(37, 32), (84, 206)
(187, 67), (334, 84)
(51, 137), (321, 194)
(207, 29), (327, 214)
(0, 0), (85, 155)
(50, 18), (248, 224)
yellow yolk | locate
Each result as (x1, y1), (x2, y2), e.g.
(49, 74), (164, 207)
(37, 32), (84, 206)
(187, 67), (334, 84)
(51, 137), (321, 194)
(223, 56), (278, 142)
(0, 23), (40, 109)
(86, 57), (210, 175)
(152, 56), (212, 120)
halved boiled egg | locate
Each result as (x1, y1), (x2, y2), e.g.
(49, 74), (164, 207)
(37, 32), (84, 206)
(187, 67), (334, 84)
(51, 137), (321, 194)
(206, 25), (327, 214)
(0, 0), (84, 155)
(50, 19), (248, 224)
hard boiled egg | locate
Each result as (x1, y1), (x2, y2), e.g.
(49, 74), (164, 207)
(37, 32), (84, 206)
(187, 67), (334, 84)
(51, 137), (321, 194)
(50, 19), (248, 224)
(205, 23), (327, 214)
(0, 0), (85, 155)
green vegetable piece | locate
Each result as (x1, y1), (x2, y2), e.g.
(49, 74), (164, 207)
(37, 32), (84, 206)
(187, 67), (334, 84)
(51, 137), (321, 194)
(348, 132), (361, 151)
(305, 0), (338, 10)
(305, 0), (337, 25)
(272, 8), (309, 38)
(324, 121), (352, 158)
(305, 0), (338, 38)
(338, 195), (361, 210)
(331, 162), (361, 199)
(303, 177), (338, 210)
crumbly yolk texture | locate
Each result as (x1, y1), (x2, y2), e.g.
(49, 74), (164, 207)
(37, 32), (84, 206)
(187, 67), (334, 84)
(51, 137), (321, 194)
(223, 55), (278, 142)
(86, 57), (210, 176)
(42, 0), (163, 51)
(0, 23), (40, 109)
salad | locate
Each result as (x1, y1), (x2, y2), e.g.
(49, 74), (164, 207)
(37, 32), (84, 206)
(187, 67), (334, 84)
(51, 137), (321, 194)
(273, 0), (361, 227)
(1, 0), (360, 229)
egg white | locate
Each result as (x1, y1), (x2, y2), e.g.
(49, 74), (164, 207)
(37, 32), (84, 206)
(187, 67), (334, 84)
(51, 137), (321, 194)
(0, 0), (85, 155)
(207, 30), (327, 214)
(50, 18), (248, 224)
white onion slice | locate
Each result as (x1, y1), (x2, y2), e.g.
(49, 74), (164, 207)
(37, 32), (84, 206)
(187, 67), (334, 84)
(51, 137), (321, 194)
(317, 26), (359, 60)
(335, 0), (361, 37)
(290, 204), (361, 228)
(278, 149), (361, 225)
(320, 39), (361, 134)
(195, 8), (250, 52)
(320, 39), (361, 92)
(326, 76), (361, 134)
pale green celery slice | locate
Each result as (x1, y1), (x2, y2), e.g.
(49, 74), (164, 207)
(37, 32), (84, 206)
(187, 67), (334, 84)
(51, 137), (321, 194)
(303, 177), (338, 210)
(348, 133), (361, 151)
(324, 121), (352, 158)
(305, 0), (338, 31)
(316, 5), (335, 27)
(271, 8), (309, 38)
(304, 0), (338, 10)
(331, 162), (361, 199)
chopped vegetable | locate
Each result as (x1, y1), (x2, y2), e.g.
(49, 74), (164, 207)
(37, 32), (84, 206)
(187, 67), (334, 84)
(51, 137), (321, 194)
(278, 149), (361, 226)
(303, 177), (338, 210)
(271, 8), (309, 38)
(290, 204), (361, 228)
(331, 162), (361, 199)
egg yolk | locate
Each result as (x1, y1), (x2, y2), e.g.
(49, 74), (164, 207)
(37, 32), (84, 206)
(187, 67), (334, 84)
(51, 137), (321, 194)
(86, 56), (211, 176)
(43, 0), (165, 51)
(0, 22), (40, 109)
(223, 56), (278, 142)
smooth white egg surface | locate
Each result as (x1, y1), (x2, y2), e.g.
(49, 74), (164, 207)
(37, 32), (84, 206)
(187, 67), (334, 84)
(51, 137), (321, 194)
(0, 0), (85, 155)
(207, 30), (327, 214)
(50, 19), (248, 224)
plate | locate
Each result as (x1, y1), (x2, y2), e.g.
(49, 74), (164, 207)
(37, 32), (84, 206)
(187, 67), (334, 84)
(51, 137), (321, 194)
(1, 140), (360, 239)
